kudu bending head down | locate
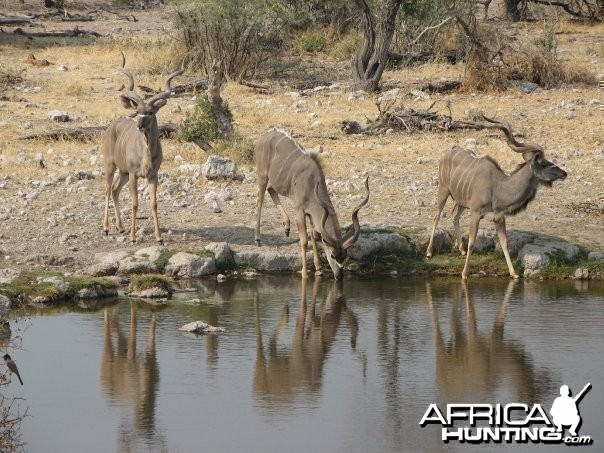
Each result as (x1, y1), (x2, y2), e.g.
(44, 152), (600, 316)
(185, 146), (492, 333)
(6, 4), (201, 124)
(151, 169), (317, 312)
(254, 128), (370, 279)
(102, 52), (184, 243)
(426, 116), (567, 279)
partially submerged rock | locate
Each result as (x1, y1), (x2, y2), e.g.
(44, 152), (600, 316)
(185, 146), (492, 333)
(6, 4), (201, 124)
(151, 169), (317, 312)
(178, 320), (226, 333)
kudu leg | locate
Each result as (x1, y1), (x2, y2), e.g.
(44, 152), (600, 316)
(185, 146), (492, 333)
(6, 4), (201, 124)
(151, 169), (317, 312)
(148, 177), (162, 244)
(128, 173), (139, 243)
(495, 217), (519, 279)
(426, 191), (449, 258)
(268, 187), (291, 237)
(452, 204), (467, 256)
(254, 179), (268, 246)
(461, 214), (481, 279)
(306, 214), (322, 274)
(110, 172), (129, 234)
(296, 211), (309, 279)
(102, 168), (116, 235)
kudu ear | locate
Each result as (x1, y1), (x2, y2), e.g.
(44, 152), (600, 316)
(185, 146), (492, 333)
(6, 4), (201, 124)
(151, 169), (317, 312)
(120, 94), (139, 110)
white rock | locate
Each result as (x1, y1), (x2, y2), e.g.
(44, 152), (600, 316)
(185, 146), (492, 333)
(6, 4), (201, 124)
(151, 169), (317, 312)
(48, 110), (70, 122)
(178, 321), (225, 333)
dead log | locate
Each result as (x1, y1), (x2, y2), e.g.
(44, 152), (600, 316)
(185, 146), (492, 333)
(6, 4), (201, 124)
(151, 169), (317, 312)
(388, 49), (459, 66)
(12, 26), (102, 38)
(86, 8), (137, 22)
(17, 122), (214, 152)
(239, 80), (272, 94)
(416, 80), (462, 93)
(137, 80), (209, 98)
(0, 16), (36, 26)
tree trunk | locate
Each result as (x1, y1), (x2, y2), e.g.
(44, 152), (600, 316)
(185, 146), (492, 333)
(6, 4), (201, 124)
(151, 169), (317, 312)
(207, 60), (233, 138)
(351, 0), (405, 92)
(504, 0), (523, 21)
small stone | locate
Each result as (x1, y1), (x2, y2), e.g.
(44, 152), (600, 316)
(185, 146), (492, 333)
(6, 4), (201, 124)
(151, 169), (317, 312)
(178, 320), (225, 333)
(48, 110), (69, 122)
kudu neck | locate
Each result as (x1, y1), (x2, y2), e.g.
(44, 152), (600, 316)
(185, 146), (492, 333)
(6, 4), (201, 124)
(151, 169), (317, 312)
(308, 204), (342, 241)
(493, 163), (539, 212)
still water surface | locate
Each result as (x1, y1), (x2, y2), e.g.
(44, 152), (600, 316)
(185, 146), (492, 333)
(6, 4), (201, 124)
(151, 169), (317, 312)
(8, 276), (604, 452)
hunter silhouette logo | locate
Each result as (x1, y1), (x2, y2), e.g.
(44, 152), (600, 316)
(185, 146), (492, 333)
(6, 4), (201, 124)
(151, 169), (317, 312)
(420, 383), (594, 445)
(550, 383), (591, 437)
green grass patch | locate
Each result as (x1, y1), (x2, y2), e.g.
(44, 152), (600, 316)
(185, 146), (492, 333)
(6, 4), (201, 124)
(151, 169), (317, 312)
(0, 272), (117, 303)
(0, 271), (63, 301)
(193, 248), (215, 259)
(129, 274), (172, 292)
(154, 250), (177, 273)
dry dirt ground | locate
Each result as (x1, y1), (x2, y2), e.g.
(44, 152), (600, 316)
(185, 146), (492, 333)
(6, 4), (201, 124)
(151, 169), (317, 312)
(0, 1), (603, 274)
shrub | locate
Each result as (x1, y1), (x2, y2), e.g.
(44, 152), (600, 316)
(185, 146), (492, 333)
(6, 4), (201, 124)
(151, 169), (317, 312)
(172, 0), (286, 80)
(178, 94), (233, 143)
(294, 29), (327, 53)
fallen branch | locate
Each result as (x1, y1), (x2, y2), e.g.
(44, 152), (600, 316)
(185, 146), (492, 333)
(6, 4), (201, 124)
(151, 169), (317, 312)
(86, 8), (137, 22)
(17, 122), (214, 151)
(0, 16), (36, 26)
(136, 80), (209, 98)
(341, 101), (488, 135)
(416, 79), (461, 93)
(240, 80), (272, 94)
(388, 49), (458, 66)
(12, 26), (102, 38)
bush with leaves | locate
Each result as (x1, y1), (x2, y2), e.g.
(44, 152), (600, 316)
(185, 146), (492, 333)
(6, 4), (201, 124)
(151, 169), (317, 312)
(172, 0), (289, 80)
(178, 94), (233, 143)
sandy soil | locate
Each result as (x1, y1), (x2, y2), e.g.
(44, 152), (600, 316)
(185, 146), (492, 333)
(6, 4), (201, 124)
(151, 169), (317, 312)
(0, 1), (602, 273)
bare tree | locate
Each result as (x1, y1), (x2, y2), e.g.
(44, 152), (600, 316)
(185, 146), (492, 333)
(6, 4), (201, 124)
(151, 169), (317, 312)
(351, 0), (406, 92)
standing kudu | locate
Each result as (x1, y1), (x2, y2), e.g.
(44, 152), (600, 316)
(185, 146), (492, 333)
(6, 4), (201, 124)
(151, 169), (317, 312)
(254, 128), (370, 279)
(102, 52), (184, 243)
(426, 116), (567, 279)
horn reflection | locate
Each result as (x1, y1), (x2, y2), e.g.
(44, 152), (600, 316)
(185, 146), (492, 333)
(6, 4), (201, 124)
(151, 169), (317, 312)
(253, 278), (358, 410)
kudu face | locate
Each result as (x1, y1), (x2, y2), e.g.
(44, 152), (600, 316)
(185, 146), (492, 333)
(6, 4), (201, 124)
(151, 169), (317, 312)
(530, 153), (567, 185)
(324, 244), (345, 280)
(317, 177), (369, 280)
(102, 52), (184, 244)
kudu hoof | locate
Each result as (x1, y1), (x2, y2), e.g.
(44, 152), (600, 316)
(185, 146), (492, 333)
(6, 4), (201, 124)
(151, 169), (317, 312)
(255, 239), (261, 247)
(284, 228), (290, 237)
(103, 229), (108, 236)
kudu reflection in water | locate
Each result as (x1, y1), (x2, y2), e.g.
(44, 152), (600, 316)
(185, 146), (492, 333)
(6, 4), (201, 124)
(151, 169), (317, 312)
(253, 278), (358, 408)
(101, 303), (166, 451)
(426, 280), (549, 403)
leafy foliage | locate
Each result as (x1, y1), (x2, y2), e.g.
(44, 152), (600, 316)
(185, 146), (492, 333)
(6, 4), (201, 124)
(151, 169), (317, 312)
(178, 94), (233, 143)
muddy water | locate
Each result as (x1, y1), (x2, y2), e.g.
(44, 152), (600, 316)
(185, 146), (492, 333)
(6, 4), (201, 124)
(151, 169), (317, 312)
(8, 276), (604, 452)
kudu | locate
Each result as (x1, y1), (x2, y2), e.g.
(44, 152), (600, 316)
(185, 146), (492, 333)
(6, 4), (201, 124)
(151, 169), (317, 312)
(254, 128), (370, 279)
(102, 52), (184, 243)
(426, 116), (567, 279)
